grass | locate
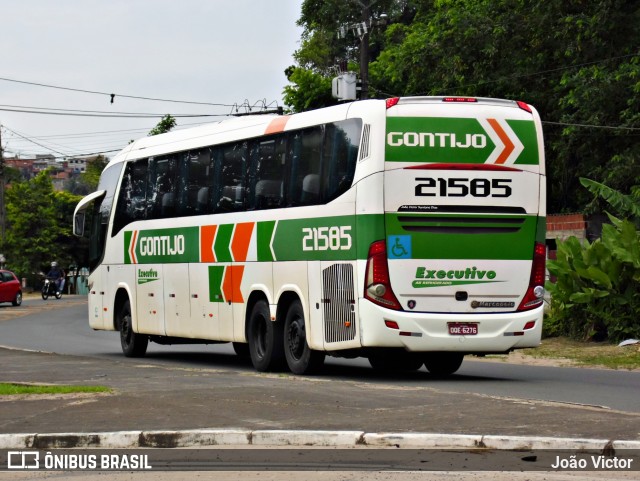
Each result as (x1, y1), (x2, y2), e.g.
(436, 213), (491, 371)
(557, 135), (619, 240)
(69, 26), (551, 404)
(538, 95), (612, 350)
(0, 382), (111, 395)
(520, 337), (640, 370)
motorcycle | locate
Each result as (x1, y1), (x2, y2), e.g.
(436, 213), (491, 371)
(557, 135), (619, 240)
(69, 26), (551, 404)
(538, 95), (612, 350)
(42, 277), (63, 300)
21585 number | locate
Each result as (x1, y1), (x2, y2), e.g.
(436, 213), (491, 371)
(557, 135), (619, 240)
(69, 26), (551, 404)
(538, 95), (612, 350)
(415, 177), (512, 198)
(302, 226), (352, 251)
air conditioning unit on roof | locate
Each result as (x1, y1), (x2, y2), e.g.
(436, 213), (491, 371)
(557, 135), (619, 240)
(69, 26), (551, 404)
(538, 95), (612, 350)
(332, 72), (357, 101)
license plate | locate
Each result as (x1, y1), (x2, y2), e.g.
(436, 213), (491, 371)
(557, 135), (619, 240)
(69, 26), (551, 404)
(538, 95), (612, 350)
(448, 323), (478, 335)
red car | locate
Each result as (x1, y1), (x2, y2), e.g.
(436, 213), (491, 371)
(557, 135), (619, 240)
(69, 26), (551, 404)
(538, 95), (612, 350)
(0, 270), (22, 306)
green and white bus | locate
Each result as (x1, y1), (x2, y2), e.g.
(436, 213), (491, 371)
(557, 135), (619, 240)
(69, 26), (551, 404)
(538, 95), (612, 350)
(74, 96), (546, 376)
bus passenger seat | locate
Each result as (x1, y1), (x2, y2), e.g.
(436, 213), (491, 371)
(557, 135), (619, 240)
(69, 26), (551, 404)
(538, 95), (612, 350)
(161, 193), (175, 217)
(196, 187), (209, 212)
(255, 180), (282, 209)
(301, 174), (320, 203)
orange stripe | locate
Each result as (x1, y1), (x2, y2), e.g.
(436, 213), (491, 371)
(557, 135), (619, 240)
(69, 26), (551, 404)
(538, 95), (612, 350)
(264, 115), (290, 135)
(200, 225), (217, 263)
(231, 222), (254, 261)
(487, 118), (514, 165)
(222, 265), (245, 303)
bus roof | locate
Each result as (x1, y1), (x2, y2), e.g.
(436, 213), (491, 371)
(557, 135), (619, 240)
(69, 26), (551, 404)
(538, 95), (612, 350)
(105, 101), (366, 168)
(105, 96), (537, 169)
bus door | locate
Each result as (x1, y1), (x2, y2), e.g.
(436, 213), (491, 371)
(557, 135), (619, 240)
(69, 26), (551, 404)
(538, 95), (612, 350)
(164, 263), (191, 337)
(191, 222), (242, 342)
(74, 189), (110, 330)
(189, 262), (220, 340)
(135, 262), (166, 335)
(89, 266), (107, 330)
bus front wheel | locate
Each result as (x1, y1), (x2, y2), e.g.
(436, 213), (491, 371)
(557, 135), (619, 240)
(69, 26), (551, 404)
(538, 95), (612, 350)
(118, 300), (148, 358)
(248, 299), (285, 372)
(284, 300), (325, 375)
(423, 352), (464, 377)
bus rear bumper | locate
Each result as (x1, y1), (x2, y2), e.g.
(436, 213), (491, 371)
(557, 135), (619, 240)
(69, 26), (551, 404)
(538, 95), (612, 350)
(359, 300), (543, 353)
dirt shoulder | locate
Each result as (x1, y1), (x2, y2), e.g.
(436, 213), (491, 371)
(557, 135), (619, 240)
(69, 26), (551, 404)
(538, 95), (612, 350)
(478, 337), (640, 371)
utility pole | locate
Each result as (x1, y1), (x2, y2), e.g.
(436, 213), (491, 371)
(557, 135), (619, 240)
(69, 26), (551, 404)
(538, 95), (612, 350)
(333, 1), (387, 101)
(359, 0), (371, 100)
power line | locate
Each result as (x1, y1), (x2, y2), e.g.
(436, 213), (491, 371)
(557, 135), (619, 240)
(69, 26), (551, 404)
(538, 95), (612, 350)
(2, 125), (124, 158)
(2, 126), (68, 157)
(0, 105), (227, 119)
(4, 120), (210, 141)
(15, 127), (158, 140)
(542, 121), (640, 132)
(0, 76), (238, 107)
(0, 119), (215, 160)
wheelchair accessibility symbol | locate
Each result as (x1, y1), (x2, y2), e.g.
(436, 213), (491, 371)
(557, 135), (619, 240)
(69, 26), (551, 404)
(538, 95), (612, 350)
(388, 235), (411, 259)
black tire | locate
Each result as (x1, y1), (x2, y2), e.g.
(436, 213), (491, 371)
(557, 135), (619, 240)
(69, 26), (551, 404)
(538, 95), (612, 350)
(12, 291), (22, 306)
(118, 299), (148, 358)
(41, 287), (48, 300)
(55, 290), (62, 300)
(247, 299), (285, 372)
(232, 342), (250, 360)
(368, 351), (423, 372)
(423, 352), (464, 377)
(284, 300), (325, 375)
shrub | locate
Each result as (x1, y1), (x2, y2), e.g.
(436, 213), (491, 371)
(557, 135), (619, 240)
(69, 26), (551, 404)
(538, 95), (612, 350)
(545, 215), (640, 343)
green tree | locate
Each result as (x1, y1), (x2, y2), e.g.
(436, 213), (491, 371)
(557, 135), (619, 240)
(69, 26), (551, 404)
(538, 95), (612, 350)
(148, 114), (177, 136)
(580, 178), (640, 223)
(289, 0), (640, 212)
(546, 179), (640, 343)
(545, 214), (640, 343)
(3, 165), (23, 184)
(2, 171), (82, 286)
(284, 0), (413, 112)
(283, 67), (338, 112)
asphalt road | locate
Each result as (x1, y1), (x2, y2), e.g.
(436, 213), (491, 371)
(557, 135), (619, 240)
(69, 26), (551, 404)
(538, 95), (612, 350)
(1, 295), (640, 480)
(1, 295), (638, 414)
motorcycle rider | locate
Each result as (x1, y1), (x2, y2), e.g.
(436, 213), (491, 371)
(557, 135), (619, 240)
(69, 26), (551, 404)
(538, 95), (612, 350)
(47, 262), (65, 295)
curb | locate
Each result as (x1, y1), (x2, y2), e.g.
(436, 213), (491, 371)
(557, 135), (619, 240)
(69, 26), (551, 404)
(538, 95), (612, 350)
(1, 430), (639, 450)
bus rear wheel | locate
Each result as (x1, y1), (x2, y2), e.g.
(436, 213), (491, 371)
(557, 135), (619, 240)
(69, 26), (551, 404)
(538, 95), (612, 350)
(118, 299), (148, 358)
(423, 353), (464, 377)
(248, 299), (285, 372)
(284, 300), (325, 375)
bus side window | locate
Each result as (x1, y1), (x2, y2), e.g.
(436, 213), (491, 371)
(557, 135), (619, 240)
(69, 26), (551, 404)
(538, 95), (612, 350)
(288, 127), (323, 206)
(180, 149), (213, 216)
(148, 156), (177, 219)
(113, 159), (149, 234)
(322, 119), (361, 202)
(215, 141), (247, 213)
(249, 136), (286, 210)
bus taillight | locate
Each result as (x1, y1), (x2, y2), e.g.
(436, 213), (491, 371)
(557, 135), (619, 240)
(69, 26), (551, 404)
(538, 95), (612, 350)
(443, 97), (478, 103)
(517, 101), (533, 113)
(365, 240), (402, 310)
(517, 242), (547, 311)
(386, 97), (400, 109)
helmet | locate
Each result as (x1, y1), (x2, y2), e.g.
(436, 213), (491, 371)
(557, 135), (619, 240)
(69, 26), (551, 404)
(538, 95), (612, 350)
(51, 262), (57, 267)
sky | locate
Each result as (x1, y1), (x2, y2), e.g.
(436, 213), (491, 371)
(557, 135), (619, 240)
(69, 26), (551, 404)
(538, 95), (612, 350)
(0, 0), (303, 160)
